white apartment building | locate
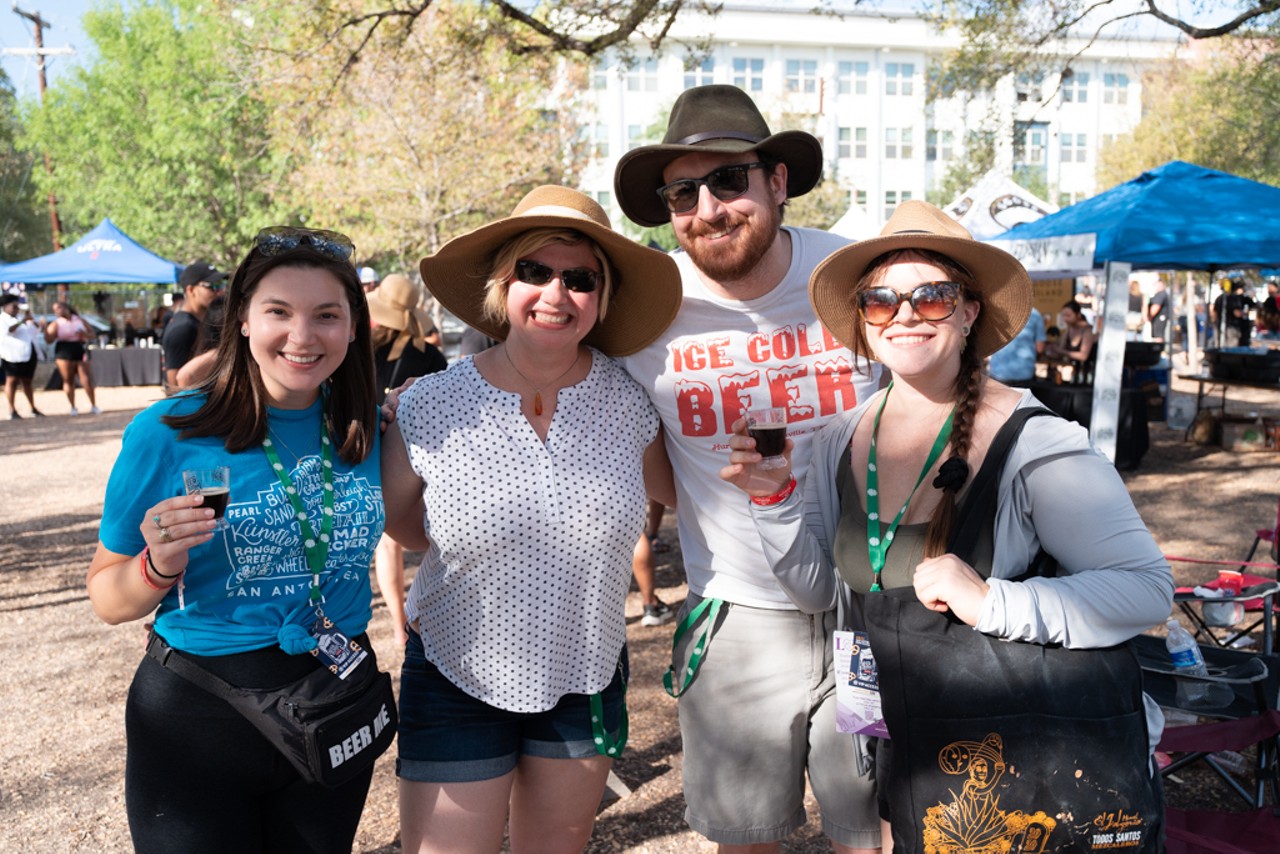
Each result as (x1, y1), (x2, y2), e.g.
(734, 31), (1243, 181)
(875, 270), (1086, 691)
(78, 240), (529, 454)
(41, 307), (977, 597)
(578, 0), (1184, 230)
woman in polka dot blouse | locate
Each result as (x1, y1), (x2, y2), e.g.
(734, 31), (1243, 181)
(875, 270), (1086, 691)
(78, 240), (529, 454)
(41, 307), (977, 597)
(382, 186), (683, 853)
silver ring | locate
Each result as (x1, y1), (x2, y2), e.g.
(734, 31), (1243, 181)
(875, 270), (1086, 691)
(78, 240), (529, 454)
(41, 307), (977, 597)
(158, 526), (172, 544)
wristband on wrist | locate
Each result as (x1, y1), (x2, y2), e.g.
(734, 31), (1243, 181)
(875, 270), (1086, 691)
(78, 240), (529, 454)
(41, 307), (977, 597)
(749, 475), (797, 507)
(139, 546), (182, 590)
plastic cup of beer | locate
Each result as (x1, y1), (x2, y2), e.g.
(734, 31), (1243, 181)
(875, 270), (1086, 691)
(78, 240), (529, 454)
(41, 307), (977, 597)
(746, 407), (789, 471)
(183, 466), (231, 530)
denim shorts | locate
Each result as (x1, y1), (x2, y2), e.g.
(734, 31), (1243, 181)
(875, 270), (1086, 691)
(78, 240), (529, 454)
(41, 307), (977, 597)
(396, 630), (627, 783)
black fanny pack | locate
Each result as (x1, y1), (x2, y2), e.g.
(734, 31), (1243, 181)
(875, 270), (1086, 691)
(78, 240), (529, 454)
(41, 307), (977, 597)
(146, 632), (398, 788)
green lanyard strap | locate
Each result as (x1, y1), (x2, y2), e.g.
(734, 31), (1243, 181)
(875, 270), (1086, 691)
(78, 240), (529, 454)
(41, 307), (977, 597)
(662, 597), (725, 698)
(262, 426), (336, 604)
(589, 657), (629, 757)
(865, 384), (955, 593)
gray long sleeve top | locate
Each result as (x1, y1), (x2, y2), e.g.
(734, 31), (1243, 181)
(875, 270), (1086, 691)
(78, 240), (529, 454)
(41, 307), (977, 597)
(748, 388), (1175, 752)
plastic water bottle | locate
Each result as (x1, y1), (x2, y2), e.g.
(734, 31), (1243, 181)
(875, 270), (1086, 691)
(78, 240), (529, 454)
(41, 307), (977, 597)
(1165, 619), (1208, 705)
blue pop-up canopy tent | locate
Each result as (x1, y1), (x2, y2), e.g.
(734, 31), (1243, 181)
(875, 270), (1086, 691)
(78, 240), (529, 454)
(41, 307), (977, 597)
(992, 161), (1280, 276)
(0, 218), (179, 284)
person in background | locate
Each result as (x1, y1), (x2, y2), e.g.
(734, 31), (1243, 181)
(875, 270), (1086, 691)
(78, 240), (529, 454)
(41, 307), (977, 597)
(633, 498), (676, 626)
(612, 84), (884, 854)
(173, 295), (227, 389)
(1044, 300), (1094, 365)
(721, 201), (1172, 849)
(86, 226), (382, 852)
(382, 185), (681, 853)
(1, 294), (44, 418)
(360, 265), (379, 293)
(162, 261), (228, 392)
(986, 306), (1045, 386)
(44, 300), (100, 415)
(367, 272), (447, 647)
(1147, 280), (1170, 343)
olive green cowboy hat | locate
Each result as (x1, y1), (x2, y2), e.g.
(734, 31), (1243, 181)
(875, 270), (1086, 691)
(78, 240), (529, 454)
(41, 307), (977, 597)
(614, 85), (824, 228)
(809, 200), (1033, 360)
(419, 186), (681, 356)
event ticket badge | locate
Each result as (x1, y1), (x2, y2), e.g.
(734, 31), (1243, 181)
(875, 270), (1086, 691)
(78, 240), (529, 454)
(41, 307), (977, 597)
(309, 609), (368, 680)
(834, 631), (890, 738)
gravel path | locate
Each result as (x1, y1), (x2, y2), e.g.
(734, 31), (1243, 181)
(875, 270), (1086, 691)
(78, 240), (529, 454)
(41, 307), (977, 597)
(1, 378), (1275, 852)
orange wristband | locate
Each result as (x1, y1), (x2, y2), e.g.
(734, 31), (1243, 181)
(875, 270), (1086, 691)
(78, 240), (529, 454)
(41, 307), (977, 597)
(139, 547), (181, 590)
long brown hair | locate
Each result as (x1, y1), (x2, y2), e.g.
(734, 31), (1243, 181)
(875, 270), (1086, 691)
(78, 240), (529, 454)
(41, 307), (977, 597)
(848, 248), (986, 558)
(163, 244), (377, 465)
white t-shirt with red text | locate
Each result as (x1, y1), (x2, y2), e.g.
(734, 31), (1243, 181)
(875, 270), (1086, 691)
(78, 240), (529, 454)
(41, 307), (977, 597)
(622, 226), (882, 608)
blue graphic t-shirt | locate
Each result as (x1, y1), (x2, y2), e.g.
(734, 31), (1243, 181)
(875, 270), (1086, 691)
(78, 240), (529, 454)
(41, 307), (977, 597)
(99, 393), (383, 655)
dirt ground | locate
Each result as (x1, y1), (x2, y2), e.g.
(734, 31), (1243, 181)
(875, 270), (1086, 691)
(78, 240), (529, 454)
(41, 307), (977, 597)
(1, 376), (1277, 852)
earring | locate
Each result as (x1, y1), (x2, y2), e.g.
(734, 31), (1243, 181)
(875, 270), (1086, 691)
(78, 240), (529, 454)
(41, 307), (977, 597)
(348, 334), (355, 343)
(962, 325), (971, 336)
(241, 325), (249, 336)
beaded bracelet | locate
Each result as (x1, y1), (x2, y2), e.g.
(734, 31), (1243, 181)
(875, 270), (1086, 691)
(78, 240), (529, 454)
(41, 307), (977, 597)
(749, 476), (797, 507)
(139, 546), (182, 590)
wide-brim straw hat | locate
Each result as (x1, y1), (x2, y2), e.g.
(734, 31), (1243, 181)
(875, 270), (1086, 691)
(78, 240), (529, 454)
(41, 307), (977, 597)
(614, 85), (823, 228)
(419, 185), (681, 356)
(810, 200), (1032, 360)
(367, 273), (432, 336)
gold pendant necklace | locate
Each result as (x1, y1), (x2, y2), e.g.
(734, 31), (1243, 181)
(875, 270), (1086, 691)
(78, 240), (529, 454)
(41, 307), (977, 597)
(503, 345), (580, 416)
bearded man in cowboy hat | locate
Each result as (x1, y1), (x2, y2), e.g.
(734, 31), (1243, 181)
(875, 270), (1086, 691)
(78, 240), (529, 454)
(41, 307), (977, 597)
(613, 85), (883, 854)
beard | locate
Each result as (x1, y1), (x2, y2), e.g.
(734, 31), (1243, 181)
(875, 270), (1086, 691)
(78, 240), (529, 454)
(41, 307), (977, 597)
(678, 203), (782, 284)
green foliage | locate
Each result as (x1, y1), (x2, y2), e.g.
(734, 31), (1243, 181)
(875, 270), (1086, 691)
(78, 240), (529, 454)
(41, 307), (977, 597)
(930, 127), (998, 205)
(20, 0), (286, 269)
(1099, 42), (1280, 190)
(0, 68), (52, 261)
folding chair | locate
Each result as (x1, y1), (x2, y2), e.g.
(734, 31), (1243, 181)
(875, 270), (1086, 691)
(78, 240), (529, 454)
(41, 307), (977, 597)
(1166, 556), (1280, 654)
(1166, 805), (1280, 854)
(1245, 496), (1280, 566)
(1135, 636), (1280, 809)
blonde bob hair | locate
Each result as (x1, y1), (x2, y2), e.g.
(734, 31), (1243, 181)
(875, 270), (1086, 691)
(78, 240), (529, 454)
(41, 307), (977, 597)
(480, 228), (614, 327)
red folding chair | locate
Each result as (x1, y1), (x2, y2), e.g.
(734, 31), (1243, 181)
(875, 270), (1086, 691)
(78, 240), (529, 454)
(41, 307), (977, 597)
(1166, 556), (1280, 654)
(1245, 497), (1280, 566)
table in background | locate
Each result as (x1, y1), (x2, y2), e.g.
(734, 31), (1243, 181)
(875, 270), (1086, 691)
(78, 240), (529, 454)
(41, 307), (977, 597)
(43, 347), (163, 389)
(1176, 372), (1280, 423)
(1027, 380), (1149, 470)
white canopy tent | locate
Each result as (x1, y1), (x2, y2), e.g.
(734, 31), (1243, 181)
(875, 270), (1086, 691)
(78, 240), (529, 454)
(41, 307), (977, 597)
(944, 171), (1058, 240)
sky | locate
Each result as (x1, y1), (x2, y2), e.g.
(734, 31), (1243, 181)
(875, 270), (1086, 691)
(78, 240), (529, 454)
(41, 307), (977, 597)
(2, 1), (93, 101)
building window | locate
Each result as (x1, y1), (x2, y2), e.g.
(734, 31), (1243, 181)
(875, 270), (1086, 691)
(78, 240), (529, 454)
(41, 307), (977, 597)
(732, 57), (765, 92)
(595, 190), (612, 209)
(837, 60), (869, 95)
(884, 189), (913, 220)
(626, 124), (645, 151)
(589, 123), (609, 157)
(1061, 70), (1089, 103)
(1015, 72), (1044, 103)
(785, 59), (819, 93)
(855, 190), (868, 208)
(837, 127), (851, 159)
(625, 58), (659, 92)
(885, 127), (913, 159)
(1060, 132), (1088, 163)
(684, 57), (714, 89)
(590, 62), (609, 91)
(1103, 72), (1129, 104)
(926, 129), (954, 162)
(1014, 122), (1047, 166)
(855, 127), (867, 158)
(885, 62), (914, 96)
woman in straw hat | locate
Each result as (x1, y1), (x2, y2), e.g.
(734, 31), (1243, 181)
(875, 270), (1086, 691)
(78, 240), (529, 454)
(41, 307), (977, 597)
(719, 201), (1172, 849)
(381, 185), (681, 852)
(368, 273), (447, 647)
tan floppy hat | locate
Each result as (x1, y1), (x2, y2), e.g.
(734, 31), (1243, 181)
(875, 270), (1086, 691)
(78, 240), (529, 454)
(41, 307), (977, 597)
(613, 85), (823, 228)
(419, 185), (682, 356)
(809, 200), (1032, 360)
(367, 274), (431, 335)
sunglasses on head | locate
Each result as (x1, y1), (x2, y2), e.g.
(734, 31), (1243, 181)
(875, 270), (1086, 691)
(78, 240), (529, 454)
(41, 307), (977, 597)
(656, 162), (767, 214)
(254, 226), (356, 264)
(513, 259), (600, 293)
(858, 282), (963, 326)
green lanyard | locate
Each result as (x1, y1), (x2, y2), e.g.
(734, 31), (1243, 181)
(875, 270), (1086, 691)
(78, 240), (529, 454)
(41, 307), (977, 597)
(865, 384), (954, 592)
(262, 425), (335, 604)
(663, 597), (724, 698)
(588, 658), (629, 757)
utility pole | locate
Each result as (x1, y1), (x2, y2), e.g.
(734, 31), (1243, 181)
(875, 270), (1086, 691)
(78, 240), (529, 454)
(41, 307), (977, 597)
(9, 3), (69, 251)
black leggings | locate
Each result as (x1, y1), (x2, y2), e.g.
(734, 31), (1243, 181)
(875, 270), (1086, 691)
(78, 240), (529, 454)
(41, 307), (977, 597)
(125, 646), (374, 853)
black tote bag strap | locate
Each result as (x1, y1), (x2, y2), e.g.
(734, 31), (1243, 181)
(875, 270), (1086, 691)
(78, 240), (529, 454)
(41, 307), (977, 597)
(948, 406), (1057, 578)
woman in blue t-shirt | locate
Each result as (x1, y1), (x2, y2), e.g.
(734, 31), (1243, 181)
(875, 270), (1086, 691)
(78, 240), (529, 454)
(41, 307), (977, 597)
(86, 228), (383, 852)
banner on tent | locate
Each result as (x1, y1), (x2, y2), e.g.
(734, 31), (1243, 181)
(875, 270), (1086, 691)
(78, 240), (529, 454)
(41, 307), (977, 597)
(989, 233), (1096, 276)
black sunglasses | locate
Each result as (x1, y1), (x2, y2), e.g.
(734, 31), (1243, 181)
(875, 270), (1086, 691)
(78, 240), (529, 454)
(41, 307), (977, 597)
(656, 162), (767, 214)
(858, 282), (963, 326)
(513, 259), (600, 293)
(254, 227), (356, 264)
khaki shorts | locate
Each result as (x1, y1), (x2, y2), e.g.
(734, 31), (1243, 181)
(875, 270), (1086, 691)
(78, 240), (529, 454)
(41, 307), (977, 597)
(674, 593), (880, 848)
